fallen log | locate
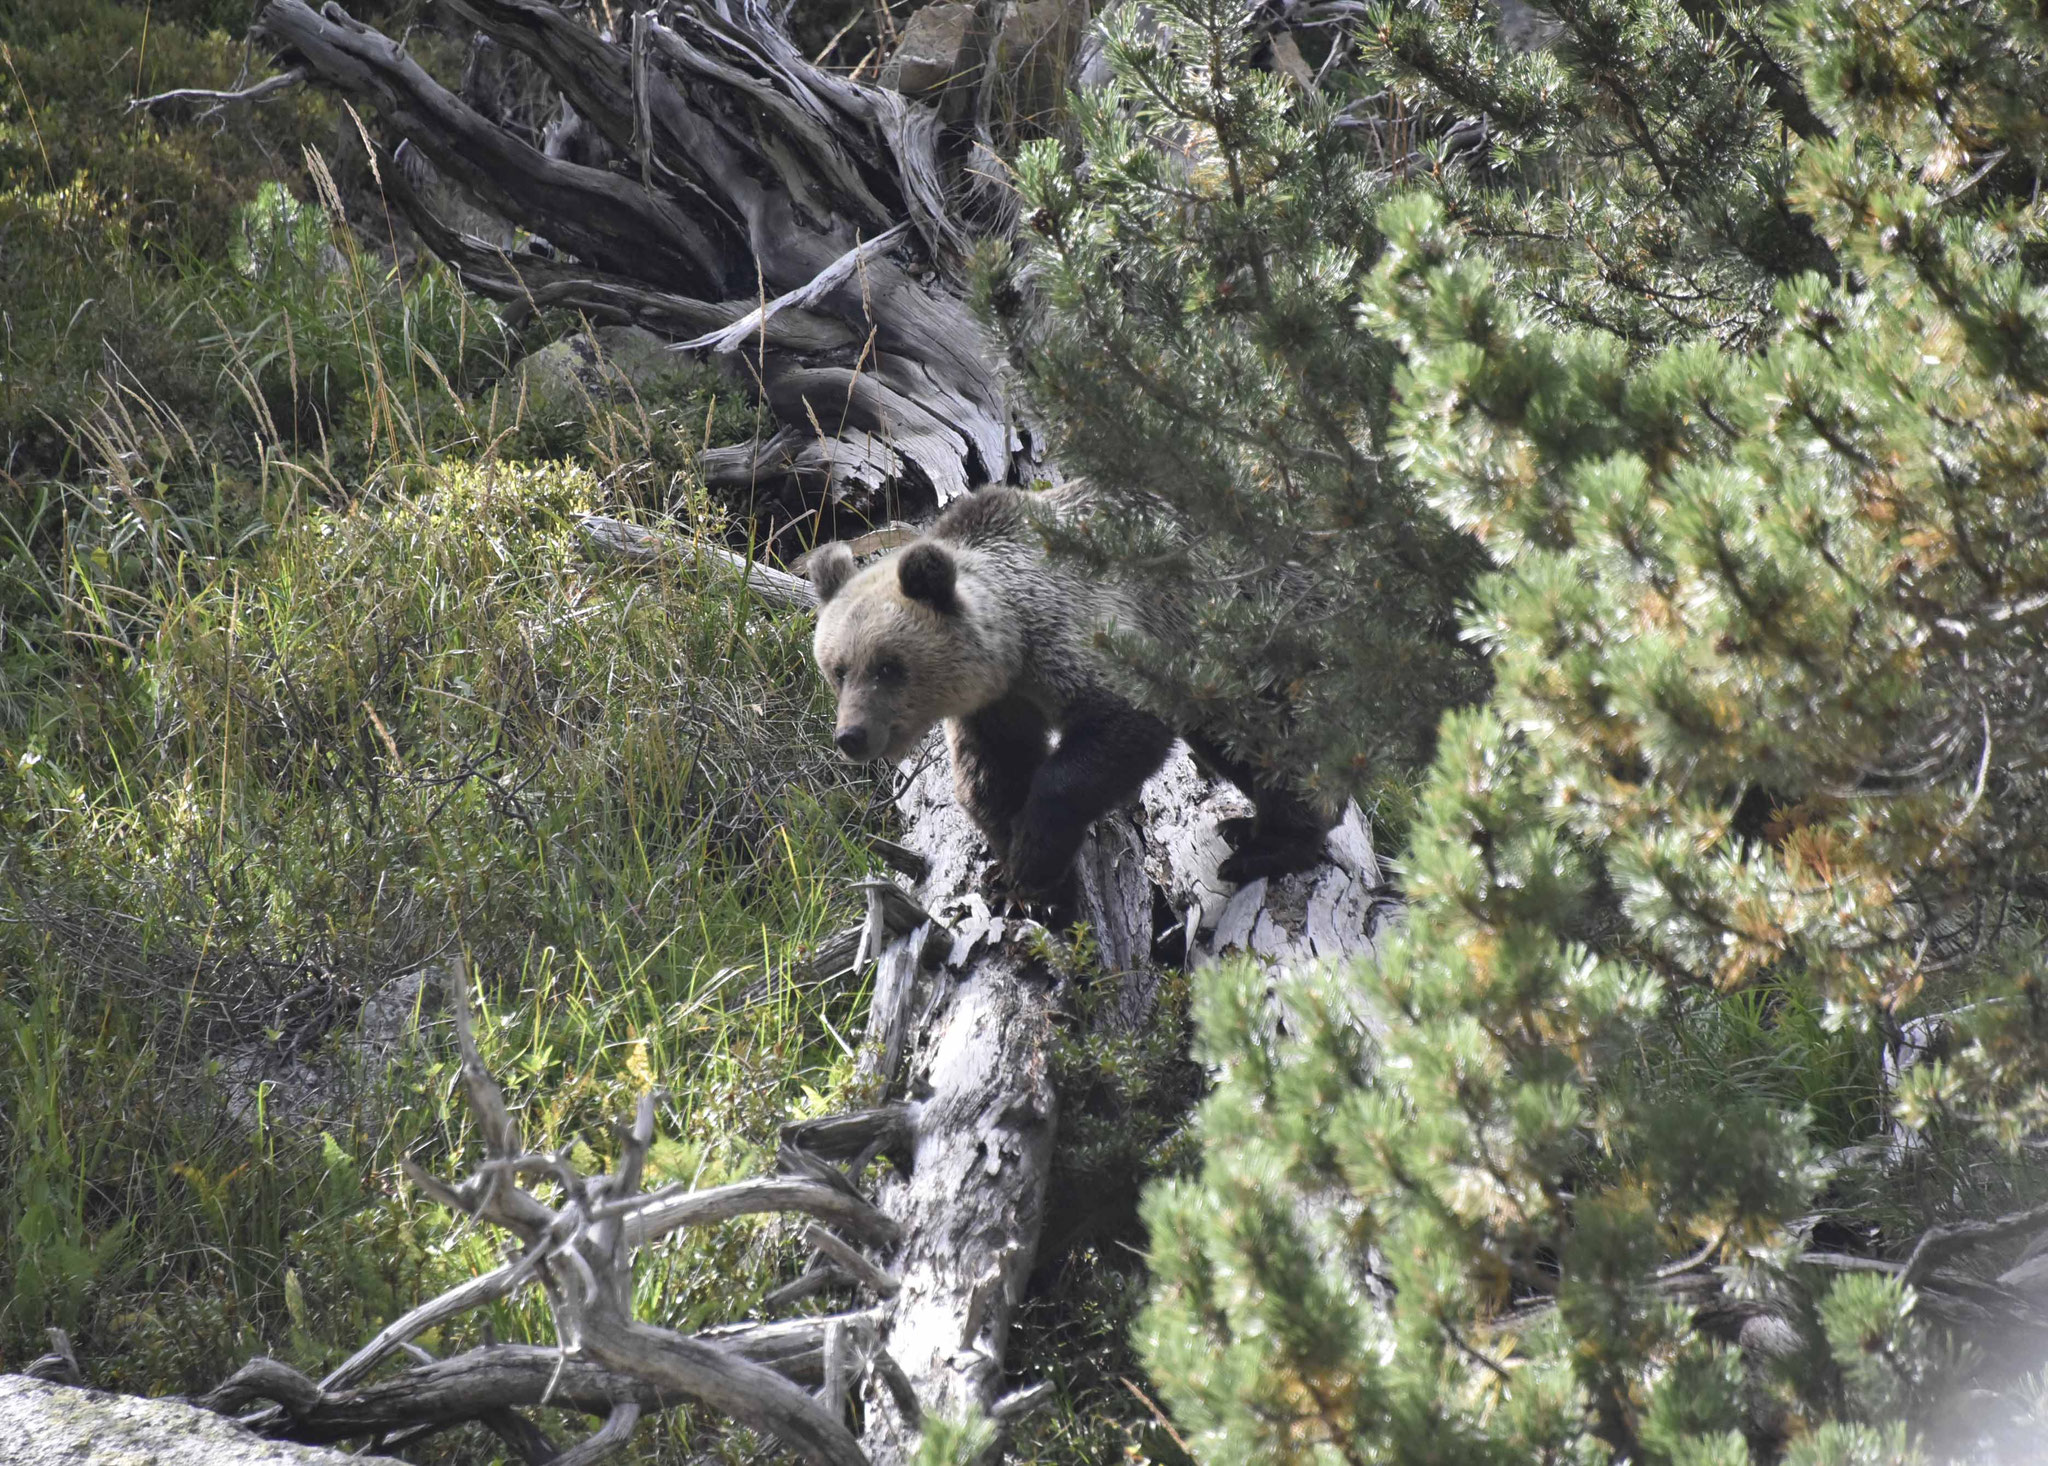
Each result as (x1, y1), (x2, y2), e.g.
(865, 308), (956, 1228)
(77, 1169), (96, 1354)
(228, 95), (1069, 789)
(837, 743), (1393, 1462)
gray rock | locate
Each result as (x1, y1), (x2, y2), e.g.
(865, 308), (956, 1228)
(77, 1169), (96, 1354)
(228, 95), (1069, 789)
(1498, 0), (1563, 53)
(880, 2), (1074, 122)
(506, 327), (699, 418)
(593, 324), (702, 395)
(211, 965), (442, 1135)
(1998, 1244), (2048, 1300)
(881, 2), (971, 94)
(0, 1375), (402, 1465)
(508, 334), (631, 413)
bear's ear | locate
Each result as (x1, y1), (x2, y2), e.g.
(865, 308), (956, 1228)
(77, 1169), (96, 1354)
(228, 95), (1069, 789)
(806, 542), (856, 605)
(896, 543), (958, 613)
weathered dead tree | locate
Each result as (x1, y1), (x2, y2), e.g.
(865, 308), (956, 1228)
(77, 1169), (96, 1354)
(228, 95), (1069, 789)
(256, 0), (1033, 528)
(827, 741), (1391, 1462)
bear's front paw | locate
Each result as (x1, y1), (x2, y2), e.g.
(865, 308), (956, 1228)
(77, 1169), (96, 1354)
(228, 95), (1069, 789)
(1215, 815), (1259, 846)
(1216, 829), (1326, 886)
(1004, 821), (1081, 899)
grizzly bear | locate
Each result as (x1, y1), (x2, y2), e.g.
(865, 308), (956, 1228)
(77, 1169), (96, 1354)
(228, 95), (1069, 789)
(807, 487), (1328, 895)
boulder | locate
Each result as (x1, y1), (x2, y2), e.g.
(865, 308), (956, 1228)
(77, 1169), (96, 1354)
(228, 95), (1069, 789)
(593, 324), (690, 390)
(505, 326), (699, 419)
(0, 1376), (402, 1466)
(880, 2), (1074, 124)
(507, 334), (629, 412)
(1498, 0), (1563, 52)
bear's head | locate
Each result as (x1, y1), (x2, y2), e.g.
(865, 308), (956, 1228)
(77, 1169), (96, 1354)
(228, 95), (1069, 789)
(808, 539), (1010, 762)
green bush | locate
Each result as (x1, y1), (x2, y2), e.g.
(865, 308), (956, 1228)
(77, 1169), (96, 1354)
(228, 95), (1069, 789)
(1129, 0), (2048, 1460)
(0, 0), (344, 471)
(0, 455), (880, 1394)
(0, 11), (878, 1417)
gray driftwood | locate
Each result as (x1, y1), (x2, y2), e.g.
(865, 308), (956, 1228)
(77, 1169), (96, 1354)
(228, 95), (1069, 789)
(834, 741), (1392, 1463)
(579, 513), (817, 606)
(192, 962), (879, 1466)
(254, 0), (1035, 523)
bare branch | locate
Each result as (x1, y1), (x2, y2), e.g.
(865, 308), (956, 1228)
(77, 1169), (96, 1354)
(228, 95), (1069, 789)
(577, 516), (818, 608)
(673, 224), (912, 354)
(867, 1345), (923, 1430)
(856, 879), (934, 937)
(762, 1265), (859, 1312)
(201, 1338), (848, 1441)
(200, 1357), (324, 1417)
(549, 1401), (641, 1466)
(257, 0), (727, 291)
(803, 1223), (903, 1298)
(990, 1380), (1053, 1422)
(22, 1328), (85, 1388)
(320, 1263), (521, 1393)
(1902, 1200), (2048, 1288)
(821, 1319), (852, 1425)
(781, 1105), (918, 1166)
(479, 1406), (559, 1466)
(566, 1318), (868, 1466)
(617, 1174), (900, 1249)
(871, 837), (931, 881)
(128, 68), (307, 112)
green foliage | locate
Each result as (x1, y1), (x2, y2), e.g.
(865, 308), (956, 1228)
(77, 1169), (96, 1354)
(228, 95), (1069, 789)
(912, 1410), (1000, 1466)
(1040, 950), (1205, 1261)
(1367, 0), (1837, 347)
(0, 34), (884, 1433)
(1110, 1), (2048, 1463)
(1001, 945), (1209, 1464)
(991, 0), (1489, 823)
(0, 437), (881, 1401)
(0, 0), (343, 470)
(0, 0), (329, 254)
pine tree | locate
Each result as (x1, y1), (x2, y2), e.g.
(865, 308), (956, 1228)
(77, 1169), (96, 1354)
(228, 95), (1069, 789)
(986, 0), (1490, 821)
(1016, 0), (2048, 1462)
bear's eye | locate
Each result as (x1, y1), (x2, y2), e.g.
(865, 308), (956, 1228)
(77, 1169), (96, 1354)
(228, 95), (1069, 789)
(874, 658), (905, 683)
(831, 663), (849, 687)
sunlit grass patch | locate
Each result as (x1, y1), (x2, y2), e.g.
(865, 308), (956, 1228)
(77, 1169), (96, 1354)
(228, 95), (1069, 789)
(0, 117), (887, 1423)
(1, 444), (884, 1389)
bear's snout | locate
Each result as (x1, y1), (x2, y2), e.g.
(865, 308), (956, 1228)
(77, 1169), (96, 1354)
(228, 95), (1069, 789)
(834, 725), (874, 760)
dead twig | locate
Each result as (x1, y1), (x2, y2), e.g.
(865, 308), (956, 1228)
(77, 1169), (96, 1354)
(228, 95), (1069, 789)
(578, 515), (817, 608)
(129, 67), (308, 113)
(803, 1223), (903, 1298)
(202, 962), (876, 1466)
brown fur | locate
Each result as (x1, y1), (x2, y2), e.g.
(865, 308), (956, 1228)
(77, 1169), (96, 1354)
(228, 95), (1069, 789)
(810, 487), (1326, 893)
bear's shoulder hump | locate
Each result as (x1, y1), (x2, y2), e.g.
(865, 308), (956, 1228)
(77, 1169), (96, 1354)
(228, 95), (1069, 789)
(930, 486), (1032, 548)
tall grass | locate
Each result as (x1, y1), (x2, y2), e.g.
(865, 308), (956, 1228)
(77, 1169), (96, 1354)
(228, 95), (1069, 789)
(0, 141), (886, 1459)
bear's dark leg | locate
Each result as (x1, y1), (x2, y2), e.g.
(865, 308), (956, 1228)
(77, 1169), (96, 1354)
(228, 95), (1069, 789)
(1182, 731), (1331, 884)
(1006, 702), (1175, 895)
(949, 695), (1051, 860)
